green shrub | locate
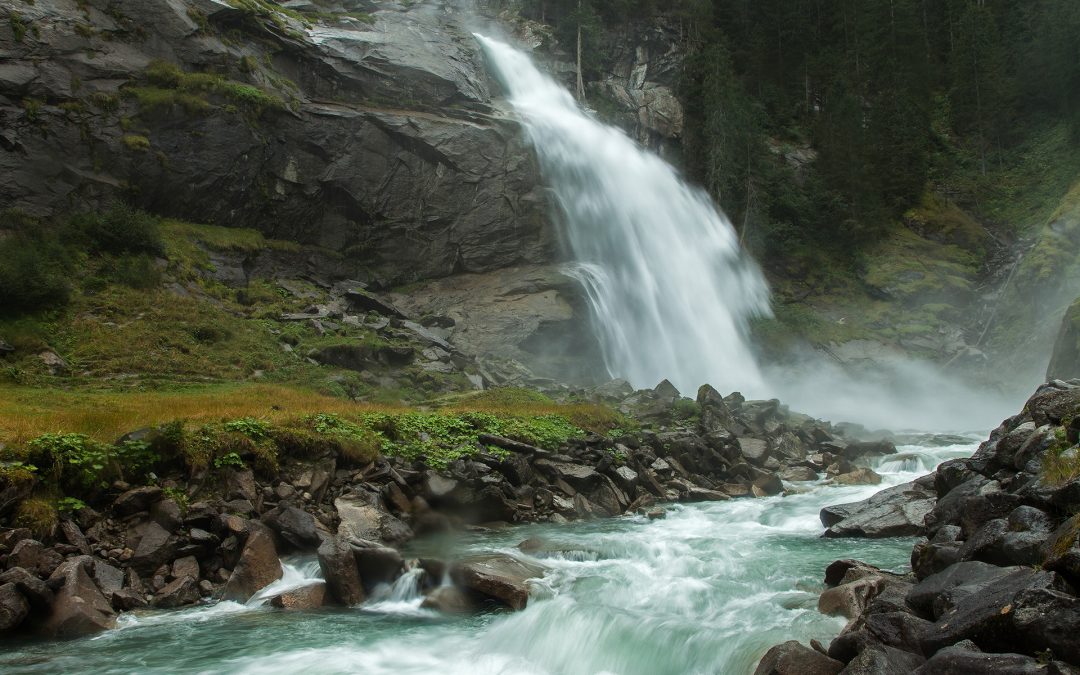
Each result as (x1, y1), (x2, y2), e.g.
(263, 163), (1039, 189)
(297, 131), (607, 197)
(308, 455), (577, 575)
(25, 432), (159, 490)
(107, 254), (163, 289)
(0, 232), (72, 314)
(122, 134), (150, 151)
(66, 204), (165, 256)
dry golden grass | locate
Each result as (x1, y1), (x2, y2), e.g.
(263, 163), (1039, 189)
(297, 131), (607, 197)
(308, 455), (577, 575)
(0, 383), (397, 446)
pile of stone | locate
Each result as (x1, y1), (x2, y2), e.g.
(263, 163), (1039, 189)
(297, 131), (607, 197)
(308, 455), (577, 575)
(756, 379), (1080, 674)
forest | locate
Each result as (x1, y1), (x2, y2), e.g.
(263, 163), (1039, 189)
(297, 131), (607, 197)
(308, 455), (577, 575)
(520, 0), (1080, 264)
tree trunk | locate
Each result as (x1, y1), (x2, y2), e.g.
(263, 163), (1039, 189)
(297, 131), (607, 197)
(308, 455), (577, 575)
(576, 0), (585, 102)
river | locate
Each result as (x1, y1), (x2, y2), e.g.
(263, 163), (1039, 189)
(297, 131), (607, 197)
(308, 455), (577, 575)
(0, 438), (977, 674)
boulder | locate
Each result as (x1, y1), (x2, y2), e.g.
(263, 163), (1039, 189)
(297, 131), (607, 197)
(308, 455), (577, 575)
(906, 561), (1018, 619)
(839, 645), (924, 674)
(821, 477), (936, 538)
(779, 466), (819, 482)
(738, 438), (770, 464)
(154, 576), (200, 608)
(317, 534), (364, 606)
(270, 582), (327, 610)
(915, 640), (1050, 675)
(262, 505), (321, 550)
(42, 557), (116, 638)
(534, 460), (602, 492)
(752, 473), (784, 497)
(128, 521), (178, 574)
(818, 577), (888, 621)
(0, 583), (29, 632)
(112, 486), (164, 516)
(352, 541), (405, 590)
(222, 525), (283, 602)
(171, 556), (200, 581)
(828, 611), (932, 664)
(421, 585), (479, 614)
(0, 567), (53, 611)
(335, 491), (413, 546)
(449, 555), (545, 611)
(754, 641), (843, 675)
(831, 468), (882, 486)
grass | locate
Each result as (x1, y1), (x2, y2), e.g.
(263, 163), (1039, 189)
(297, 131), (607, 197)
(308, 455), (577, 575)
(122, 134), (151, 151)
(124, 60), (284, 118)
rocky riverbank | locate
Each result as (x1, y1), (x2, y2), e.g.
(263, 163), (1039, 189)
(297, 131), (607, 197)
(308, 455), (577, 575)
(0, 380), (905, 640)
(756, 379), (1080, 674)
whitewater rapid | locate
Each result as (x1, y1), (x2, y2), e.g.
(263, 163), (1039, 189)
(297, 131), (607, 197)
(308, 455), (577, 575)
(0, 439), (977, 675)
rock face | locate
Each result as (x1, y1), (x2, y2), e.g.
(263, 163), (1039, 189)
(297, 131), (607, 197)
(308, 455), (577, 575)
(1047, 298), (1080, 381)
(0, 0), (550, 286)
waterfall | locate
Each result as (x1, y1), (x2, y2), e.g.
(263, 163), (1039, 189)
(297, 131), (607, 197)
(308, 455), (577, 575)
(475, 35), (771, 396)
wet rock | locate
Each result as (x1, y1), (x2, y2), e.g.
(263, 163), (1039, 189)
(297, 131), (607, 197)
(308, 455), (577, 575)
(831, 468), (882, 486)
(534, 460), (602, 492)
(262, 505), (321, 550)
(113, 486), (164, 517)
(270, 582), (327, 610)
(818, 577), (888, 621)
(352, 541), (405, 590)
(0, 583), (29, 632)
(154, 576), (200, 609)
(779, 466), (819, 482)
(450, 555), (545, 611)
(110, 587), (148, 611)
(821, 476), (936, 538)
(754, 641), (844, 675)
(421, 585), (479, 614)
(222, 525), (282, 602)
(92, 560), (124, 600)
(681, 487), (731, 502)
(58, 520), (91, 556)
(752, 473), (784, 497)
(842, 440), (897, 461)
(42, 557), (116, 638)
(318, 534), (364, 606)
(226, 469), (259, 503)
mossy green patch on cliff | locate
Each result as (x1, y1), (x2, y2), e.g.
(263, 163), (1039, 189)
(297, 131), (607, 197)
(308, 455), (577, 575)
(125, 60), (284, 119)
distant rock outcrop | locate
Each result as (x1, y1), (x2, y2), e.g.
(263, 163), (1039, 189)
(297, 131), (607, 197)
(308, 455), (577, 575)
(1047, 297), (1080, 381)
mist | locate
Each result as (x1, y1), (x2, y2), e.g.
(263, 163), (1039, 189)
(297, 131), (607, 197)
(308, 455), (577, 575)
(758, 348), (1024, 434)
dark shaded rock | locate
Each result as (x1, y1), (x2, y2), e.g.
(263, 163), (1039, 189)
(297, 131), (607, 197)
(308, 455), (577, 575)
(828, 611), (932, 663)
(58, 520), (91, 556)
(0, 567), (53, 611)
(824, 560), (885, 587)
(154, 576), (200, 609)
(318, 534), (364, 606)
(534, 460), (602, 492)
(752, 473), (784, 497)
(128, 521), (178, 575)
(1047, 298), (1080, 381)
(920, 567), (1062, 656)
(1010, 585), (1080, 664)
(780, 466), (819, 482)
(92, 560), (124, 600)
(842, 440), (897, 460)
(110, 587), (148, 611)
(0, 583), (29, 632)
(262, 505), (321, 550)
(112, 486), (163, 517)
(754, 641), (844, 675)
(42, 557), (116, 638)
(450, 555), (545, 611)
(839, 645), (924, 674)
(222, 525), (282, 602)
(171, 556), (200, 581)
(914, 641), (1048, 675)
(907, 561), (1018, 619)
(270, 582), (326, 610)
(352, 541), (405, 590)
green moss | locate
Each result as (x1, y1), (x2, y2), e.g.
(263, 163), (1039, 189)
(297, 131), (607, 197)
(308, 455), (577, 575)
(122, 134), (150, 151)
(10, 12), (27, 42)
(126, 60), (284, 118)
(14, 498), (56, 539)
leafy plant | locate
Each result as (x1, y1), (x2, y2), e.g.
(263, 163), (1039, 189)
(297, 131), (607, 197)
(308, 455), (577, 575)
(213, 451), (245, 470)
(56, 496), (87, 515)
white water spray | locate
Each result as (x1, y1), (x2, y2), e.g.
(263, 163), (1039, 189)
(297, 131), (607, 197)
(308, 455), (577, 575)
(476, 35), (771, 396)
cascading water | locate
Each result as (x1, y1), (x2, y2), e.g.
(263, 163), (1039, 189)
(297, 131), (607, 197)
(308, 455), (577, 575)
(475, 35), (771, 396)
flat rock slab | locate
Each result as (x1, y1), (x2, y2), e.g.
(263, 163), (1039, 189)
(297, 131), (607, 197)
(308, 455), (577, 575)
(821, 477), (936, 538)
